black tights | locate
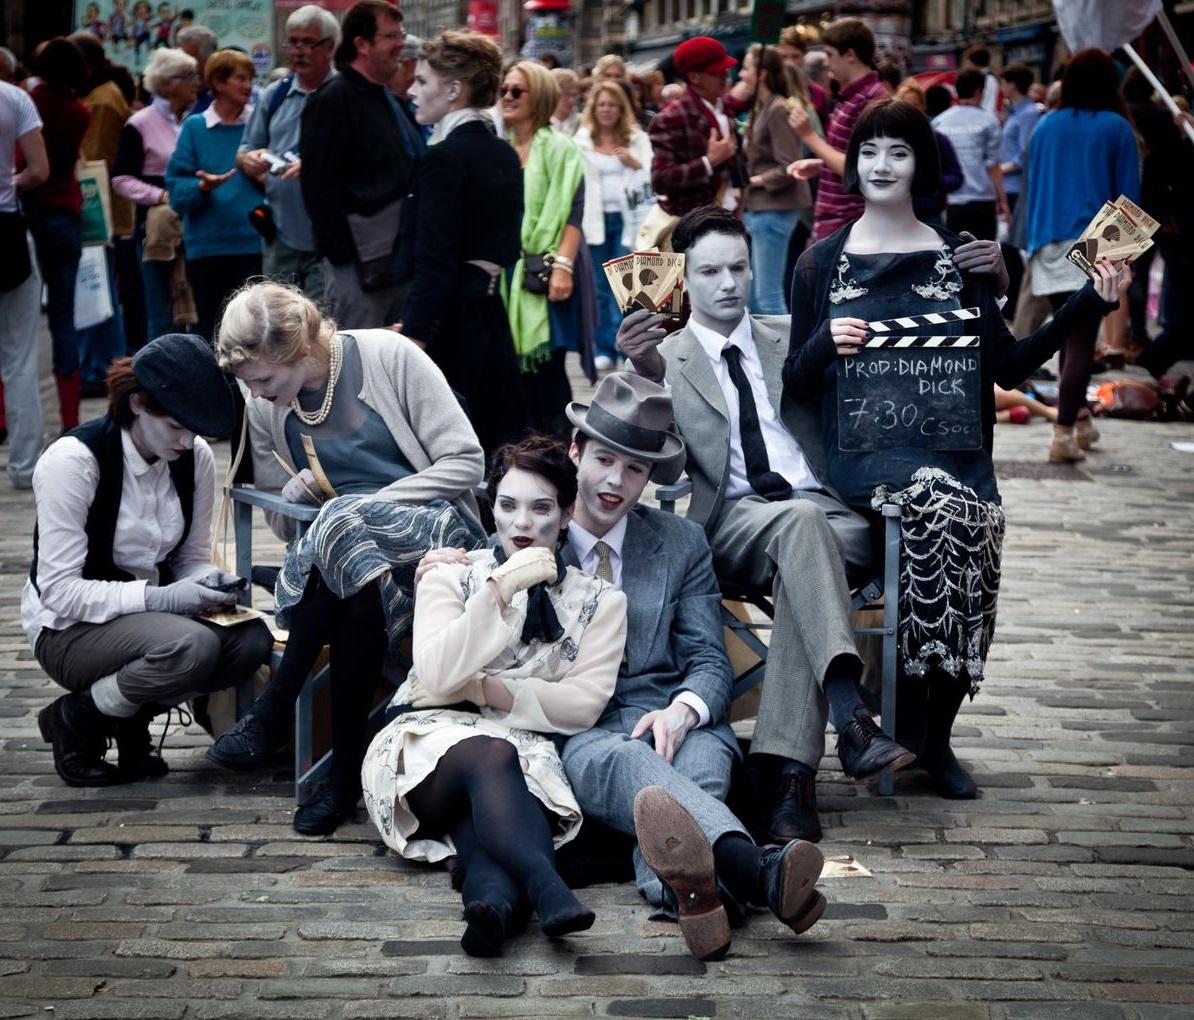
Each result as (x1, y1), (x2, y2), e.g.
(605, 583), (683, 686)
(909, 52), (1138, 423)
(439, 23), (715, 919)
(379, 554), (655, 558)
(258, 570), (386, 790)
(407, 736), (581, 924)
(1047, 291), (1100, 427)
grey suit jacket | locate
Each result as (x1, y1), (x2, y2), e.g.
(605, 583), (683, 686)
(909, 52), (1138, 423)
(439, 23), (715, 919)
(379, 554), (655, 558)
(658, 314), (837, 529)
(563, 505), (737, 753)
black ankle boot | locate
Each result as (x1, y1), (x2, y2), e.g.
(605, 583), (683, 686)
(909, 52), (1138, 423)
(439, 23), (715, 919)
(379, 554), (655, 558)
(921, 680), (978, 799)
(206, 693), (290, 771)
(116, 705), (169, 780)
(38, 690), (122, 787)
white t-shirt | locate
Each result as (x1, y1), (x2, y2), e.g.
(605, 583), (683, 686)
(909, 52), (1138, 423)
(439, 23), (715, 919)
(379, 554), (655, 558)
(0, 82), (42, 212)
(592, 149), (624, 212)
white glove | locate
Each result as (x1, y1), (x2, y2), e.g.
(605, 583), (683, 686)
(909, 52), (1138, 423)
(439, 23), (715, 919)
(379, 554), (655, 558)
(189, 569), (246, 593)
(488, 547), (558, 606)
(145, 580), (237, 615)
(281, 468), (321, 504)
(408, 672), (486, 709)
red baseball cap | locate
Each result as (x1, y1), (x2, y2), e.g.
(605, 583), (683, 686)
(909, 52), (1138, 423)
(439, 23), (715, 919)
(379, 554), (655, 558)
(674, 37), (736, 76)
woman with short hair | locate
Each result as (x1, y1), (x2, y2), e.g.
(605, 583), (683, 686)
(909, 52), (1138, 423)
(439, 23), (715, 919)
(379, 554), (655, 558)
(166, 49), (262, 341)
(575, 80), (654, 370)
(26, 333), (273, 788)
(208, 281), (486, 836)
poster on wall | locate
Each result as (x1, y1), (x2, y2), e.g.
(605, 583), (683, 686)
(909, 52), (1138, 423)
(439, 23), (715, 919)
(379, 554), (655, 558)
(73, 0), (274, 78)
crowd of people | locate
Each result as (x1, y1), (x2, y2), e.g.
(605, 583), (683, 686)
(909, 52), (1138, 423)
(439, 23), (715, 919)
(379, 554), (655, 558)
(5, 4), (1187, 963)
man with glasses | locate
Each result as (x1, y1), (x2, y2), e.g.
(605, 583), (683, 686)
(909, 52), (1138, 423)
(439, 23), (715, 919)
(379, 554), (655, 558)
(237, 4), (338, 304)
(643, 37), (745, 251)
(300, 0), (418, 329)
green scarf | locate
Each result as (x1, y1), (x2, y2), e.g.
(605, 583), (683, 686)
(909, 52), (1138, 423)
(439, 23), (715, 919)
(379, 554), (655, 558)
(501, 126), (584, 371)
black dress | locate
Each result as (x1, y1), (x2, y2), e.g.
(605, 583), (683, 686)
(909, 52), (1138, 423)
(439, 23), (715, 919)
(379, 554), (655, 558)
(397, 118), (529, 460)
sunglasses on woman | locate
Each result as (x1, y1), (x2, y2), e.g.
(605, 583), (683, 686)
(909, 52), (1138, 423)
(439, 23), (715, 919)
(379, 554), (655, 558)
(499, 85), (526, 100)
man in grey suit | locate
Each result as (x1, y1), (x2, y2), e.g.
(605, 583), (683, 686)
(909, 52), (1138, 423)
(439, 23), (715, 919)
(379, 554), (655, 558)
(558, 372), (826, 960)
(615, 206), (915, 846)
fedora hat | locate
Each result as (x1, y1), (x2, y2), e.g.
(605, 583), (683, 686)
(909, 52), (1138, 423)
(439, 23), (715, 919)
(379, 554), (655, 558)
(132, 333), (237, 439)
(566, 372), (684, 464)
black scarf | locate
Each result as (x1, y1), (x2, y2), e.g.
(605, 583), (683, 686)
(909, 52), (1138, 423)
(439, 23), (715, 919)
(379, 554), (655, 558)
(492, 544), (567, 646)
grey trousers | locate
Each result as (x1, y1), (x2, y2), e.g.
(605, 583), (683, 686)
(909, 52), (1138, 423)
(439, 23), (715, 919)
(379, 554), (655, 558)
(263, 237), (328, 308)
(35, 612), (274, 713)
(708, 490), (872, 770)
(0, 236), (45, 487)
(563, 717), (748, 909)
(324, 259), (407, 330)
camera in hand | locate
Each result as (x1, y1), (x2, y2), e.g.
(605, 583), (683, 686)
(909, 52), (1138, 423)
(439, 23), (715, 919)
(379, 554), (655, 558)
(263, 150), (298, 176)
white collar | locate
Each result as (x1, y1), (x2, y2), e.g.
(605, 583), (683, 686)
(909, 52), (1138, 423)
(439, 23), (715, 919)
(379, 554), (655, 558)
(121, 426), (164, 479)
(568, 514), (629, 563)
(688, 311), (753, 364)
(202, 102), (253, 128)
(429, 107), (486, 145)
(698, 94), (723, 116)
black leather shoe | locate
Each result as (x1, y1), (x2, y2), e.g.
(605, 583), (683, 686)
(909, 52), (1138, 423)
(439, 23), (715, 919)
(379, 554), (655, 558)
(293, 782), (360, 836)
(768, 772), (823, 844)
(116, 706), (169, 780)
(921, 744), (978, 799)
(836, 712), (917, 780)
(206, 710), (287, 771)
(38, 691), (122, 787)
(757, 839), (826, 935)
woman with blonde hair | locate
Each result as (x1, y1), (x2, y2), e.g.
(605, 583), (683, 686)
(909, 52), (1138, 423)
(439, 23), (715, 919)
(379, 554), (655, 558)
(165, 48), (261, 341)
(207, 280), (486, 836)
(575, 79), (654, 369)
(499, 59), (595, 440)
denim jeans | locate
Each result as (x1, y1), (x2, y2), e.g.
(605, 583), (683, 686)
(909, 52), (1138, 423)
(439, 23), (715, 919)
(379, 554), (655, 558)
(26, 207), (82, 377)
(76, 244), (127, 385)
(137, 237), (176, 344)
(745, 209), (798, 315)
(587, 210), (626, 361)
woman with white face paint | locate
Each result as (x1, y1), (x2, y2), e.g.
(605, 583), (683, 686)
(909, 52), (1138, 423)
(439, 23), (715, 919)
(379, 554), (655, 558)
(783, 98), (1131, 803)
(361, 435), (627, 958)
(396, 30), (528, 461)
(24, 333), (274, 789)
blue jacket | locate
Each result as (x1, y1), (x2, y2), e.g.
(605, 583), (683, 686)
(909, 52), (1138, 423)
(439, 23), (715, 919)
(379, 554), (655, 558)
(166, 111), (262, 260)
(1026, 108), (1140, 256)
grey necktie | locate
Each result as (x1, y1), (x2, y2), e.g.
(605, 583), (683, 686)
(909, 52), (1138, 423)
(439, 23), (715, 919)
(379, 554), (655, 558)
(593, 541), (614, 584)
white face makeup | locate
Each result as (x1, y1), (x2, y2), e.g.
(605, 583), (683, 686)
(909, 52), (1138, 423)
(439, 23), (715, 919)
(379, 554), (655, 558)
(685, 231), (752, 329)
(129, 397), (195, 463)
(856, 134), (916, 205)
(409, 60), (458, 124)
(234, 357), (312, 405)
(569, 440), (651, 536)
(493, 466), (571, 558)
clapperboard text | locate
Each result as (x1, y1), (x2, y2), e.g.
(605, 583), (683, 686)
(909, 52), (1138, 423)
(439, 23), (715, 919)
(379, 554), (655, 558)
(837, 308), (983, 453)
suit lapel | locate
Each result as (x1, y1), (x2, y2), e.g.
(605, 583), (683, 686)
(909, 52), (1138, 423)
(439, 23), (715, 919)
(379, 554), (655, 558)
(620, 510), (667, 671)
(673, 327), (728, 421)
(752, 319), (786, 416)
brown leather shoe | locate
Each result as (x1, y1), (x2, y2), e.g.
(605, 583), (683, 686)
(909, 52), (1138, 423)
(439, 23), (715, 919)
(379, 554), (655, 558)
(634, 786), (731, 961)
(768, 772), (823, 844)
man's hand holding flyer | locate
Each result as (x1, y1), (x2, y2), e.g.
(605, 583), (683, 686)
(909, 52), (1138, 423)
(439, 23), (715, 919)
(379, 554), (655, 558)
(602, 251), (685, 320)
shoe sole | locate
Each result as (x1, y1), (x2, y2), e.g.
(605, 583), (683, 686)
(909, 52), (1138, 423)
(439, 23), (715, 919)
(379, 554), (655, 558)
(633, 786), (732, 962)
(773, 841), (825, 934)
(848, 747), (918, 782)
(787, 890), (827, 935)
(38, 703), (122, 788)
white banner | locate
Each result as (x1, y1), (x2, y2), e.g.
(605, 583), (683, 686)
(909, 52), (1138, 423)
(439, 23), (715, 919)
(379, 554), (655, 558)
(1051, 0), (1161, 53)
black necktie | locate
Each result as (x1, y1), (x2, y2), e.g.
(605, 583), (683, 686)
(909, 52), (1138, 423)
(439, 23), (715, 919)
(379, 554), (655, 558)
(722, 345), (791, 501)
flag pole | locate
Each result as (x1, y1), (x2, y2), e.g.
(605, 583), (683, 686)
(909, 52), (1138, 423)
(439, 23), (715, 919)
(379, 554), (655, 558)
(1123, 43), (1194, 144)
(1156, 11), (1194, 95)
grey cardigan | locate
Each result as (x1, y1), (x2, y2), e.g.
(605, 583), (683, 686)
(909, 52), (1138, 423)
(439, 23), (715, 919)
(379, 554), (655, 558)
(245, 328), (485, 539)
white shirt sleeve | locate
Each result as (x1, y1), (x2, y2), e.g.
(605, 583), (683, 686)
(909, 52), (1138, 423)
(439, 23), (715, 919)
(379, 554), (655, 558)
(31, 439), (147, 625)
(672, 690), (712, 728)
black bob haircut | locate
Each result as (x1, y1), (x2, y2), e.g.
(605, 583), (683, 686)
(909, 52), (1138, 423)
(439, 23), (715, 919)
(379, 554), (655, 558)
(842, 98), (941, 199)
(671, 205), (752, 256)
(486, 434), (578, 513)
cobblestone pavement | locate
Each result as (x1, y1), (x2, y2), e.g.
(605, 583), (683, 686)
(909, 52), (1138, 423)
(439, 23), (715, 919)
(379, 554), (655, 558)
(1, 337), (1192, 1018)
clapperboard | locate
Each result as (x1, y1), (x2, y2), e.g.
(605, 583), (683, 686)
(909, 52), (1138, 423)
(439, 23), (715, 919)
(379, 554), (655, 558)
(837, 307), (983, 452)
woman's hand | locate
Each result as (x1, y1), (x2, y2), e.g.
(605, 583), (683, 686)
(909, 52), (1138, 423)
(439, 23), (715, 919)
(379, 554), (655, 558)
(787, 157), (823, 182)
(614, 146), (641, 170)
(196, 168), (237, 193)
(281, 467), (322, 505)
(548, 266), (573, 303)
(414, 546), (471, 586)
(830, 317), (870, 357)
(1091, 258), (1131, 304)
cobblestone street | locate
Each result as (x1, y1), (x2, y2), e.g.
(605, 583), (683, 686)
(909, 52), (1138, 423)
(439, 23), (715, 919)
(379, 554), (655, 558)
(1, 336), (1192, 1019)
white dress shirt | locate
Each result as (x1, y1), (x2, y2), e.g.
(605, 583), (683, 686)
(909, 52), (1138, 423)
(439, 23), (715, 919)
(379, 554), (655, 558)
(688, 313), (819, 498)
(21, 430), (218, 647)
(567, 517), (711, 727)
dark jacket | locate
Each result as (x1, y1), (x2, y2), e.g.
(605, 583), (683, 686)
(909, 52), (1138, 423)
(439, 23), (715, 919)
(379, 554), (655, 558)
(783, 222), (1117, 504)
(1128, 98), (1194, 237)
(397, 119), (522, 343)
(299, 65), (417, 266)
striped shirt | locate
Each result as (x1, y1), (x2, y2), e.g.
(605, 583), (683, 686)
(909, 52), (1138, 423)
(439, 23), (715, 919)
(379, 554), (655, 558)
(813, 71), (888, 240)
(0, 82), (42, 212)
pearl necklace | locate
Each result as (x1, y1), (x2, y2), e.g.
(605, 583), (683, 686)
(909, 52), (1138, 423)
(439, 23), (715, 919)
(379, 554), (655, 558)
(289, 334), (343, 427)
